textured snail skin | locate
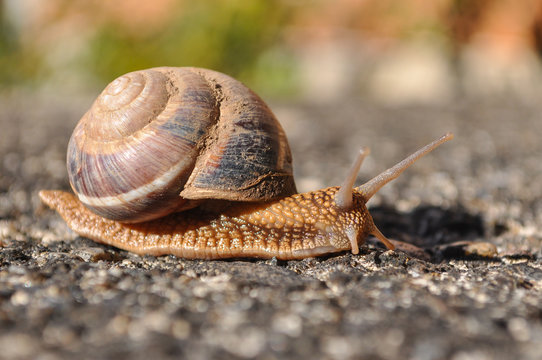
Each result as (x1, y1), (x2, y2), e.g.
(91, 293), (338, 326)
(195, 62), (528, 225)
(39, 187), (374, 260)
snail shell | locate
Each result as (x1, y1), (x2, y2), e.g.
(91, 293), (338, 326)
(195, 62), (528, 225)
(67, 67), (296, 223)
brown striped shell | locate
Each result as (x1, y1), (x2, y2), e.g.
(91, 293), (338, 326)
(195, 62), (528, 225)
(67, 67), (296, 223)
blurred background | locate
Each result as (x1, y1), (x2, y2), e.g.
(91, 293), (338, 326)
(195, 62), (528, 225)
(2, 0), (542, 213)
(2, 0), (542, 104)
(3, 3), (542, 359)
(3, 0), (542, 209)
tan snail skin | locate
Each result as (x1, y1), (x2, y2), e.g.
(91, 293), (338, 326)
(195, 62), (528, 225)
(40, 67), (453, 260)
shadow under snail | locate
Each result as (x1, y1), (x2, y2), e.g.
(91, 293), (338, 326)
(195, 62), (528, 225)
(39, 67), (454, 260)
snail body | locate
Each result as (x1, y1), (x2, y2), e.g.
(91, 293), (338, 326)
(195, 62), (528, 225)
(39, 186), (371, 259)
(40, 67), (453, 260)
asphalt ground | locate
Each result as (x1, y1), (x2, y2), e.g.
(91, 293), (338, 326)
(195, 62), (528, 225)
(1, 92), (541, 359)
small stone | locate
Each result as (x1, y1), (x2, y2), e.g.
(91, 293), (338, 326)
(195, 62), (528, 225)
(11, 290), (30, 306)
(464, 242), (498, 257)
(0, 220), (18, 240)
(508, 317), (530, 342)
(0, 333), (38, 358)
(437, 241), (498, 259)
(107, 315), (131, 336)
(271, 313), (302, 337)
(216, 327), (266, 359)
(72, 247), (113, 262)
(42, 324), (78, 348)
(452, 350), (492, 360)
(171, 319), (191, 340)
(144, 311), (170, 333)
(322, 336), (355, 359)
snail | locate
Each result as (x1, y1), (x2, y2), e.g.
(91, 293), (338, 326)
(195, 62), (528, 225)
(39, 67), (454, 260)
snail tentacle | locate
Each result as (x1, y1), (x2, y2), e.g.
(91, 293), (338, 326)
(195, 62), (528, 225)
(357, 133), (454, 200)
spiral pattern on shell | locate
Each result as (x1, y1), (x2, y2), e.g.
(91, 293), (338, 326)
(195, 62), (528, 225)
(67, 67), (296, 222)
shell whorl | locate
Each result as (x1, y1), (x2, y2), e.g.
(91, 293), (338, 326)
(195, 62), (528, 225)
(67, 67), (296, 223)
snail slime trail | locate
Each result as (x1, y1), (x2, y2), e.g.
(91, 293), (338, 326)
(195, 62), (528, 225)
(40, 66), (454, 260)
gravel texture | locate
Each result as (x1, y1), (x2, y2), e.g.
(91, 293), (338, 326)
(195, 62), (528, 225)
(1, 92), (541, 360)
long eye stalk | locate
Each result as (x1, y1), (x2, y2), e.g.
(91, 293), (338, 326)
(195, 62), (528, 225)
(357, 133), (454, 200)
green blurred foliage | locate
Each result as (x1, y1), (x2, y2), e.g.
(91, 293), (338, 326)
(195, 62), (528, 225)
(86, 1), (298, 96)
(4, 0), (537, 99)
(0, 5), (43, 87)
(0, 0), (299, 97)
